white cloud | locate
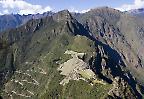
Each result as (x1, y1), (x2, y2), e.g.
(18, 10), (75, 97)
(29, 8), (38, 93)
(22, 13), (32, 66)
(3, 9), (9, 14)
(68, 6), (90, 13)
(0, 0), (52, 15)
(81, 9), (90, 13)
(0, 12), (2, 15)
(116, 0), (144, 11)
(69, 7), (79, 13)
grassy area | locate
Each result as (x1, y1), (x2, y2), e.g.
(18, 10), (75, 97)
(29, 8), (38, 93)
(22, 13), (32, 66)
(79, 69), (95, 79)
(68, 35), (95, 53)
(79, 69), (107, 85)
(62, 80), (111, 99)
(40, 73), (112, 99)
(39, 70), (64, 99)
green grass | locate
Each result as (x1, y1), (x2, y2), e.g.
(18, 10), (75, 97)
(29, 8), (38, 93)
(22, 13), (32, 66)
(40, 78), (112, 99)
(62, 80), (111, 99)
(79, 69), (95, 79)
(39, 70), (64, 99)
(68, 35), (95, 53)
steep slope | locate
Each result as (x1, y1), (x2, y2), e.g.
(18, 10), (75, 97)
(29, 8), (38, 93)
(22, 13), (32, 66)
(0, 9), (143, 99)
(116, 14), (144, 83)
(74, 7), (144, 85)
(0, 14), (23, 32)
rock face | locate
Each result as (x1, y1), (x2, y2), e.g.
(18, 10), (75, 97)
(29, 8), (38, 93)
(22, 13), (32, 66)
(0, 8), (144, 99)
(108, 77), (136, 99)
(75, 7), (144, 85)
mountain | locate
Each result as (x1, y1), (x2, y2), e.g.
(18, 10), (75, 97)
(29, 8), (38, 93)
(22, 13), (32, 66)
(0, 11), (54, 32)
(75, 7), (144, 82)
(127, 8), (144, 17)
(0, 8), (144, 99)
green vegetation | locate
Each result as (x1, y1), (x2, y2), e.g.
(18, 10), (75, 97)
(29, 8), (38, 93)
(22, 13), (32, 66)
(79, 69), (95, 79)
(40, 78), (111, 99)
(62, 80), (111, 99)
(68, 35), (95, 53)
(39, 70), (64, 99)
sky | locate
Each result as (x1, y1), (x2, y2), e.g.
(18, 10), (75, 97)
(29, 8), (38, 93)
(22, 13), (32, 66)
(0, 0), (144, 15)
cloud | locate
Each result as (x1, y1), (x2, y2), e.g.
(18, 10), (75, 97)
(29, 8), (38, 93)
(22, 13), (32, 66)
(69, 7), (79, 13)
(68, 6), (90, 13)
(0, 0), (52, 15)
(3, 9), (9, 14)
(0, 12), (2, 15)
(116, 0), (144, 11)
(81, 9), (90, 13)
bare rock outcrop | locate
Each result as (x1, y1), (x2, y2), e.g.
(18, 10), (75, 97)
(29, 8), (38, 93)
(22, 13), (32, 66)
(108, 77), (137, 99)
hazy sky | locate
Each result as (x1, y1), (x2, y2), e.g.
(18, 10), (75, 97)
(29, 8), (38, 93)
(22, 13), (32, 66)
(0, 0), (143, 15)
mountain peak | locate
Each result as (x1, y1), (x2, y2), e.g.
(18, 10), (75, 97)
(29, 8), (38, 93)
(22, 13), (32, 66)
(90, 6), (121, 13)
(53, 10), (73, 22)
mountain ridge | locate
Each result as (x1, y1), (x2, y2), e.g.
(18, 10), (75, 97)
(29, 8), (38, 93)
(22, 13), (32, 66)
(0, 11), (54, 33)
(127, 7), (144, 18)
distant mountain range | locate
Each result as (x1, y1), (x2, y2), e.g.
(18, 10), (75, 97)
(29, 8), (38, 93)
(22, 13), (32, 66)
(1, 7), (144, 33)
(0, 11), (54, 32)
(127, 8), (144, 17)
(0, 7), (144, 99)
